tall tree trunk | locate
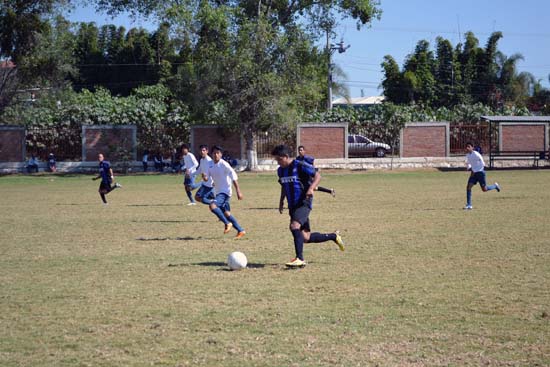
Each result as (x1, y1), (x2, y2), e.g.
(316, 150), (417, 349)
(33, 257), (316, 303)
(244, 128), (258, 171)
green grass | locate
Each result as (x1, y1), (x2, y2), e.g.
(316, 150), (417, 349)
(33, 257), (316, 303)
(1, 170), (549, 366)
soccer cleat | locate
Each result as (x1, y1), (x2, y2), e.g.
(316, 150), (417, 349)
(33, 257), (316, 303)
(463, 205), (473, 210)
(331, 188), (336, 197)
(494, 182), (501, 192)
(114, 182), (122, 188)
(334, 231), (345, 251)
(187, 202), (197, 206)
(234, 231), (246, 239)
(223, 222), (233, 234)
(285, 258), (307, 268)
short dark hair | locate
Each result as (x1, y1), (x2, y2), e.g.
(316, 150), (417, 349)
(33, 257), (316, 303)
(199, 144), (208, 150)
(211, 145), (223, 153)
(271, 144), (291, 157)
(298, 145), (305, 150)
(181, 143), (189, 150)
(465, 142), (474, 148)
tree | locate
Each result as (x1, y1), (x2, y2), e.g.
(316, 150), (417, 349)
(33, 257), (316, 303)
(381, 55), (407, 103)
(381, 31), (535, 110)
(1, 1), (72, 110)
(434, 37), (456, 107)
(91, 0), (382, 170)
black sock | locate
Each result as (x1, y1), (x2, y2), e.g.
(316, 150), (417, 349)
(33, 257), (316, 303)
(291, 229), (304, 260)
(308, 232), (336, 243)
(100, 193), (107, 204)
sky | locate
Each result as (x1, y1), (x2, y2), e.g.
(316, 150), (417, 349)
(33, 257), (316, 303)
(66, 0), (550, 98)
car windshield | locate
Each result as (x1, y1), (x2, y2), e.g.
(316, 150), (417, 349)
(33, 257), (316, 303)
(356, 136), (369, 143)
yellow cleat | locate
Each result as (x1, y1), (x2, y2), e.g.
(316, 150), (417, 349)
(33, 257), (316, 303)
(285, 258), (307, 268)
(334, 231), (345, 251)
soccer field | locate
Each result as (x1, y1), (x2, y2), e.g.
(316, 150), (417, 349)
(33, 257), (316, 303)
(1, 169), (549, 366)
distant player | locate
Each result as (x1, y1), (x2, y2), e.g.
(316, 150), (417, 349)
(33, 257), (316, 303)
(204, 145), (246, 239)
(296, 145), (335, 197)
(92, 153), (122, 205)
(464, 141), (500, 210)
(272, 144), (344, 268)
(194, 145), (215, 204)
(181, 144), (199, 206)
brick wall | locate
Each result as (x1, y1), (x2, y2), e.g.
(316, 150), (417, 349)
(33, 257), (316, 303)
(298, 124), (347, 158)
(83, 125), (136, 162)
(501, 124), (546, 151)
(401, 123), (448, 157)
(0, 127), (25, 162)
(191, 126), (242, 159)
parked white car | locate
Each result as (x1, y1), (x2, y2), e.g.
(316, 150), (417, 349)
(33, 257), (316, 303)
(348, 134), (391, 157)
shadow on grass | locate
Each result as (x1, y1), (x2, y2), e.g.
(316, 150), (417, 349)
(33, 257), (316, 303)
(127, 204), (184, 207)
(131, 220), (207, 224)
(437, 166), (550, 172)
(56, 203), (98, 206)
(136, 236), (206, 241)
(168, 262), (279, 270)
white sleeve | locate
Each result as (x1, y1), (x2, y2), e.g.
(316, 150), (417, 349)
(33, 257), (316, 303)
(226, 162), (238, 181)
(191, 155), (198, 170)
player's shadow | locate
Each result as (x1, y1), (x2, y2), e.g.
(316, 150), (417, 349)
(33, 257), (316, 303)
(127, 204), (183, 207)
(168, 262), (276, 270)
(132, 220), (207, 224)
(136, 236), (205, 241)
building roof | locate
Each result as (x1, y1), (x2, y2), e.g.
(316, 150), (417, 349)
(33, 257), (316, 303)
(333, 96), (385, 105)
(481, 115), (550, 123)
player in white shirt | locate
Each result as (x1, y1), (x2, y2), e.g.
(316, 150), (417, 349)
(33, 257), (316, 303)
(204, 145), (246, 238)
(181, 144), (199, 205)
(464, 142), (500, 210)
(194, 145), (215, 204)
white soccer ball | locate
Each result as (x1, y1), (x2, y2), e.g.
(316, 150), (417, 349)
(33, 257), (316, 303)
(227, 251), (247, 270)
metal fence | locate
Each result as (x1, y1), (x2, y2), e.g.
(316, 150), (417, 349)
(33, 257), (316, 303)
(256, 128), (296, 158)
(26, 126), (82, 161)
(449, 123), (490, 155)
(20, 123), (492, 161)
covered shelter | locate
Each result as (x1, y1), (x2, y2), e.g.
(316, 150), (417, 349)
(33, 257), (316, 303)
(481, 116), (550, 168)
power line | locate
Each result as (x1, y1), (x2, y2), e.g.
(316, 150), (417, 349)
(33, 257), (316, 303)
(342, 25), (550, 39)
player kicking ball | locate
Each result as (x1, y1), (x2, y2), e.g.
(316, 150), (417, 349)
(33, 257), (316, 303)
(92, 153), (122, 205)
(464, 142), (500, 210)
(272, 145), (344, 268)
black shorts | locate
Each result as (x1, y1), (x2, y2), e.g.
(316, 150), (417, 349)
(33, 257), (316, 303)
(99, 181), (112, 192)
(289, 197), (312, 231)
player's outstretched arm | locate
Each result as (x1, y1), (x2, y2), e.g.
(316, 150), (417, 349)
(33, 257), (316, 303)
(233, 180), (243, 200)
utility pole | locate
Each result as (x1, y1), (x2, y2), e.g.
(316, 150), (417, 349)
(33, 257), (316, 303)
(326, 32), (350, 111)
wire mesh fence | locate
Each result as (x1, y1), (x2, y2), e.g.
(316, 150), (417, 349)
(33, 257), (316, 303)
(19, 123), (492, 161)
(26, 126), (82, 161)
(449, 123), (490, 155)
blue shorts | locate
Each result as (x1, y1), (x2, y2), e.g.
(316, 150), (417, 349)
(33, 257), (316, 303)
(184, 176), (194, 186)
(213, 193), (231, 212)
(468, 171), (487, 187)
(196, 185), (214, 200)
(289, 197), (312, 231)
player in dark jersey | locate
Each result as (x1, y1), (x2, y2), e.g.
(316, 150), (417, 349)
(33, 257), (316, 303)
(296, 145), (335, 197)
(92, 153), (122, 205)
(272, 145), (344, 268)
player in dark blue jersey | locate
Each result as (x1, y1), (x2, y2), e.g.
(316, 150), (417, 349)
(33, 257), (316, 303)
(92, 153), (122, 205)
(272, 145), (344, 268)
(296, 145), (335, 197)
